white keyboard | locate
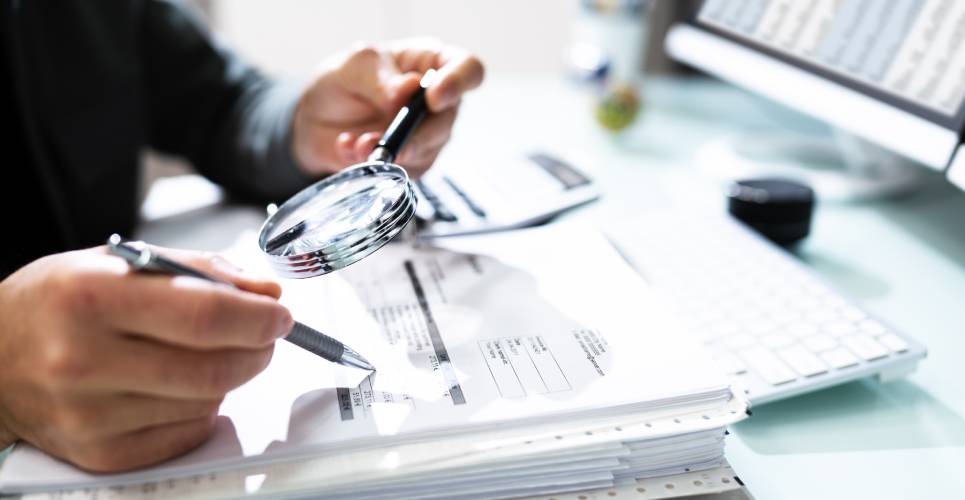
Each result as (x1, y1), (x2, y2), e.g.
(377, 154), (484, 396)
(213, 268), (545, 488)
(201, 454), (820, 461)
(607, 212), (926, 405)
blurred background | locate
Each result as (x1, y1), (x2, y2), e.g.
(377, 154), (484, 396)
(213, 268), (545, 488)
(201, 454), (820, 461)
(194, 0), (694, 78)
(143, 0), (701, 207)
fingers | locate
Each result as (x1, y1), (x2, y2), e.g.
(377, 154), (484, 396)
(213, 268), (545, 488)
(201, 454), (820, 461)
(384, 72), (423, 114)
(329, 44), (429, 117)
(388, 40), (485, 112)
(396, 108), (458, 177)
(333, 45), (405, 114)
(43, 250), (291, 350)
(334, 108), (457, 175)
(301, 41), (482, 175)
(0, 248), (278, 474)
(335, 131), (358, 165)
(426, 50), (484, 112)
(57, 393), (222, 440)
(149, 247), (282, 300)
(335, 130), (379, 166)
(66, 416), (216, 473)
(84, 335), (275, 399)
(87, 263), (292, 350)
(390, 38), (446, 74)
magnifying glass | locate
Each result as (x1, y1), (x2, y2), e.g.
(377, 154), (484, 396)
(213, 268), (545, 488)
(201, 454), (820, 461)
(258, 70), (436, 278)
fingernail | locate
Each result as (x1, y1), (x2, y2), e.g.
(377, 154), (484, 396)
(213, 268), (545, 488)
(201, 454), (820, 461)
(277, 309), (294, 339)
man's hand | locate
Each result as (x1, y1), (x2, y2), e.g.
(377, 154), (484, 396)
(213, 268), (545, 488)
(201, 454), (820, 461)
(292, 39), (485, 178)
(0, 248), (292, 472)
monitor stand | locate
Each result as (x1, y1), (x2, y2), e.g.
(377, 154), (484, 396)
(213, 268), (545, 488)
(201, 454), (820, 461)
(694, 129), (926, 201)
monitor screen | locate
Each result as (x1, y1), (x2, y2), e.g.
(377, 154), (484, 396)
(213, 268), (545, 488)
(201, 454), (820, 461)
(695, 0), (965, 130)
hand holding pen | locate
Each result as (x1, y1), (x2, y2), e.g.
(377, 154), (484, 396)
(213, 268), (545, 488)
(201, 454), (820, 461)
(107, 235), (375, 371)
(0, 243), (325, 471)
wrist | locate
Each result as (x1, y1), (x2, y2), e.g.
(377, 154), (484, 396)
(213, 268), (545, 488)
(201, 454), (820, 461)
(291, 102), (342, 177)
(0, 284), (19, 452)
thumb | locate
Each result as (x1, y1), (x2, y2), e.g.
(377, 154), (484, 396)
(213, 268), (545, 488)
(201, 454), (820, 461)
(143, 246), (283, 300)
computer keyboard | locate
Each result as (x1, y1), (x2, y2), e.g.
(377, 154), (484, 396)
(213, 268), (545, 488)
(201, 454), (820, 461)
(607, 212), (926, 405)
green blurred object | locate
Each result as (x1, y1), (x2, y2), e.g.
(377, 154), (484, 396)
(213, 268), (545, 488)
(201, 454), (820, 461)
(595, 83), (641, 131)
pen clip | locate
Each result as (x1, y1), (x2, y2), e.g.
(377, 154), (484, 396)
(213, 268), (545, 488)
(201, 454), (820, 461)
(108, 233), (231, 284)
(107, 234), (153, 270)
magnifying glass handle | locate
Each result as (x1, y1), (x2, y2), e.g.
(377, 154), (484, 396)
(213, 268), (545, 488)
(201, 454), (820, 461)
(370, 69), (437, 164)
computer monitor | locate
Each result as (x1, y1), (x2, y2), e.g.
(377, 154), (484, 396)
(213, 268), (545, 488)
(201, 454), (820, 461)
(665, 0), (965, 195)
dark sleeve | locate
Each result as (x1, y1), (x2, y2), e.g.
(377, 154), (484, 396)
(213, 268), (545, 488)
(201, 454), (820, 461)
(139, 0), (311, 203)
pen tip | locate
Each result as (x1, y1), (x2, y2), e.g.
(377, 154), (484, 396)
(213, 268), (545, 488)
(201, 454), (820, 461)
(341, 347), (376, 372)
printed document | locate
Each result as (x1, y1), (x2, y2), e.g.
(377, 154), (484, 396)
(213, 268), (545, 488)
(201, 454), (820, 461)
(0, 222), (731, 491)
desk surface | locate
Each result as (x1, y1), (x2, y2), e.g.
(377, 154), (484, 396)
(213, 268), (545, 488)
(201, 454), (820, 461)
(136, 75), (965, 499)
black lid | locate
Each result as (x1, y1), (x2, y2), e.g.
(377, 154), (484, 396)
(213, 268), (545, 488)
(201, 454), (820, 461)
(727, 178), (815, 245)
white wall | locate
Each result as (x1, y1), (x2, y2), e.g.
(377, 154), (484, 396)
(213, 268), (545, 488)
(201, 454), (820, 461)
(208, 0), (580, 78)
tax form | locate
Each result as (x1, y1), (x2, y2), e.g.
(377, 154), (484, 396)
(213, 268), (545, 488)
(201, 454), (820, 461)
(0, 222), (732, 492)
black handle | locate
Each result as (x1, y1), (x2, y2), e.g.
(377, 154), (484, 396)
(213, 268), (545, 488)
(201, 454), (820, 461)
(285, 321), (345, 363)
(373, 70), (435, 163)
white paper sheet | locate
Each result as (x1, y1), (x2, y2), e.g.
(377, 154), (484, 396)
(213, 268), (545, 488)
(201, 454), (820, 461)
(0, 222), (733, 492)
(10, 397), (747, 499)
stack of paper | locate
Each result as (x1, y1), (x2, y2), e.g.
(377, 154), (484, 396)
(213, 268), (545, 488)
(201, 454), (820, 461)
(0, 223), (746, 499)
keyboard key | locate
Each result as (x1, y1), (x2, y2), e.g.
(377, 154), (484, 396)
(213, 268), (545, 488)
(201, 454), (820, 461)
(785, 322), (819, 338)
(739, 347), (797, 385)
(723, 333), (756, 350)
(878, 333), (910, 353)
(820, 348), (859, 369)
(792, 296), (822, 312)
(858, 318), (888, 335)
(761, 333), (794, 349)
(777, 346), (828, 377)
(705, 320), (741, 340)
(731, 306), (762, 322)
(841, 335), (889, 361)
(714, 354), (747, 375)
(822, 295), (849, 309)
(802, 334), (837, 353)
(746, 318), (779, 336)
(811, 309), (839, 324)
(839, 306), (867, 322)
(694, 308), (724, 324)
(769, 307), (800, 324)
(804, 281), (830, 297)
(823, 320), (858, 337)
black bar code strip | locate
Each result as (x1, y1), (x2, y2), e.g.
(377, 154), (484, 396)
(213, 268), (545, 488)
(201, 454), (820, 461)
(336, 387), (354, 421)
(403, 260), (467, 405)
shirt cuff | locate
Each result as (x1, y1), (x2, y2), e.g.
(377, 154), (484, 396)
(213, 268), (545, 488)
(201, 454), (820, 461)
(265, 81), (314, 197)
(237, 80), (315, 202)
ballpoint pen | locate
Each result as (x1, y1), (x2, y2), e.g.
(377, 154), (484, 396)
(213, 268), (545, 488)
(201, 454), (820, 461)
(106, 234), (375, 372)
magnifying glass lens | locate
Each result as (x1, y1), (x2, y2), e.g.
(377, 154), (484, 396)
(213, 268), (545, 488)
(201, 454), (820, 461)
(258, 69), (434, 279)
(266, 174), (409, 256)
(258, 161), (417, 278)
